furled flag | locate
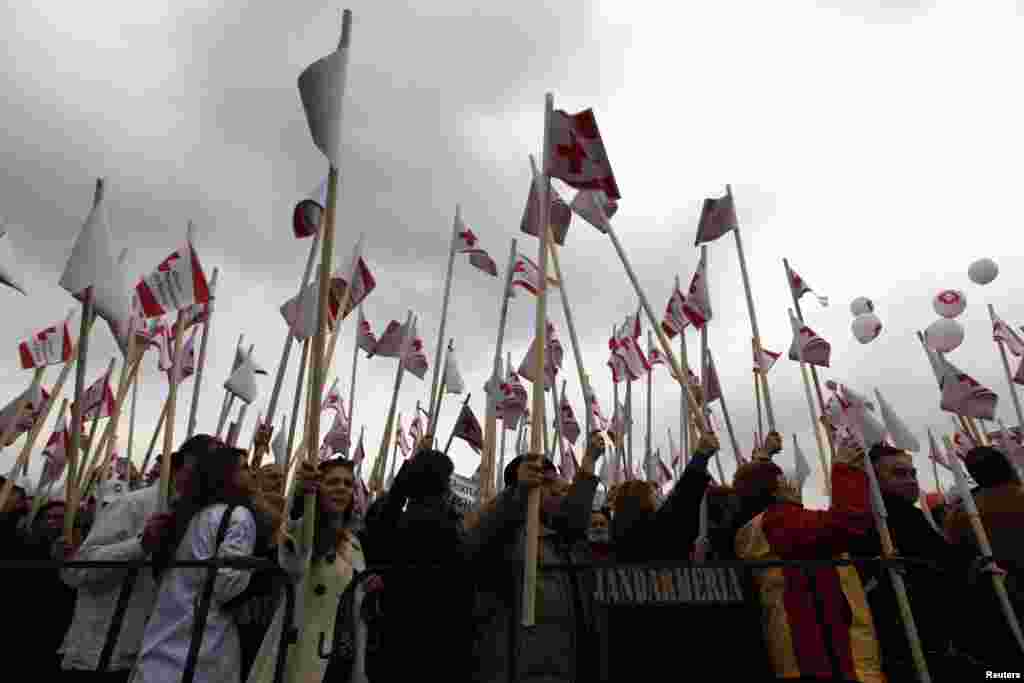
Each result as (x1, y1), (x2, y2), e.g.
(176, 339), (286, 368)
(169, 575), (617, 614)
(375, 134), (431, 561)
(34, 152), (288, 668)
(938, 356), (997, 420)
(455, 214), (498, 277)
(509, 251), (559, 297)
(785, 261), (829, 307)
(357, 309), (377, 356)
(547, 108), (621, 200)
(19, 313), (74, 369)
(753, 341), (782, 374)
(569, 189), (619, 234)
(607, 335), (627, 384)
(681, 251), (712, 329)
(499, 369), (530, 431)
(292, 197), (322, 239)
(321, 409), (351, 458)
(609, 402), (628, 446)
(520, 168), (573, 246)
(926, 429), (951, 472)
(662, 275), (688, 338)
(874, 388), (921, 452)
(589, 393), (610, 432)
(518, 320), (564, 388)
(558, 392), (581, 445)
(444, 340), (466, 394)
(396, 417), (411, 459)
(38, 414), (70, 488)
(78, 367), (115, 422)
(0, 222), (27, 295)
(452, 403), (484, 453)
(701, 350), (722, 404)
(297, 12), (351, 167)
(322, 377), (344, 413)
(135, 235), (211, 319)
(789, 322), (831, 368)
(619, 313), (651, 381)
(0, 383), (49, 441)
(271, 414), (287, 467)
(224, 352), (260, 405)
(791, 434), (811, 487)
(402, 319), (429, 380)
(229, 338), (267, 376)
(559, 440), (577, 482)
(991, 310), (1024, 357)
(694, 189), (738, 246)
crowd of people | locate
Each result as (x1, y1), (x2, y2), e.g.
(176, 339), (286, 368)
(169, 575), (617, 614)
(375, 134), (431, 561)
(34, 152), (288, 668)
(1, 414), (1023, 682)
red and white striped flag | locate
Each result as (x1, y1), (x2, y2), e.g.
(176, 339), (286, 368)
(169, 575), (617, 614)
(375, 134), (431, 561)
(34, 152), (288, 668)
(520, 171), (573, 246)
(938, 357), (997, 420)
(785, 261), (829, 307)
(509, 251), (559, 297)
(693, 190), (737, 246)
(992, 311), (1024, 357)
(753, 341), (782, 374)
(77, 368), (115, 422)
(452, 403), (484, 453)
(662, 276), (688, 338)
(558, 392), (581, 445)
(455, 215), (498, 277)
(135, 240), (211, 318)
(18, 314), (74, 369)
(682, 251), (712, 329)
(789, 324), (831, 368)
(546, 108), (621, 200)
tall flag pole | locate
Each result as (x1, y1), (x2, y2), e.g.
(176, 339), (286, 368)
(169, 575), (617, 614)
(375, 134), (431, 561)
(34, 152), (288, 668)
(706, 348), (743, 467)
(788, 309), (831, 497)
(427, 207), (461, 437)
(988, 304), (1024, 430)
(645, 330), (654, 480)
(186, 267), (219, 439)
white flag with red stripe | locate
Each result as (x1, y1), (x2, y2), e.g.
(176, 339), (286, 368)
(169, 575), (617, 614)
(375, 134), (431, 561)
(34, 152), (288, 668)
(455, 215), (498, 277)
(682, 251), (712, 329)
(785, 261), (829, 307)
(135, 240), (211, 318)
(18, 313), (74, 369)
(662, 276), (688, 338)
(509, 251), (558, 297)
(402, 319), (429, 380)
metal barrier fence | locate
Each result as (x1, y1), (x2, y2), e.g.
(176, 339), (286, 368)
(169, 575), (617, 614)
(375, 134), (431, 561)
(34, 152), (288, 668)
(0, 554), (1007, 682)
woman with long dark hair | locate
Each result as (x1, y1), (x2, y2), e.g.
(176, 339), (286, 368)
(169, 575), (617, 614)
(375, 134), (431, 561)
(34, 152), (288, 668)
(132, 439), (270, 683)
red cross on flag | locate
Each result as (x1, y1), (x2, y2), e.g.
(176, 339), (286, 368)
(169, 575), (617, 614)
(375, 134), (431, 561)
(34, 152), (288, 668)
(18, 314), (74, 369)
(546, 108), (621, 200)
(455, 214), (498, 278)
(401, 319), (429, 380)
(135, 240), (211, 319)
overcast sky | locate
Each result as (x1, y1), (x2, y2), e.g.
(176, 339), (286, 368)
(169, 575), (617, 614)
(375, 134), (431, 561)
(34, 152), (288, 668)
(3, 0), (1024, 508)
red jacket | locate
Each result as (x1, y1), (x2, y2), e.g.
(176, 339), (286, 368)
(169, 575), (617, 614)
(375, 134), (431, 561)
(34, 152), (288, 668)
(736, 463), (886, 682)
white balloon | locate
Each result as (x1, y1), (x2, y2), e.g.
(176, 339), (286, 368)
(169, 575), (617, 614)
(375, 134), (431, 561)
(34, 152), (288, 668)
(850, 297), (874, 317)
(851, 313), (883, 344)
(968, 258), (998, 285)
(925, 317), (965, 353)
(932, 289), (967, 318)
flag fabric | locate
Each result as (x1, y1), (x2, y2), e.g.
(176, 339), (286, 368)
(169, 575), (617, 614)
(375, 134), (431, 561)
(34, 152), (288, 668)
(992, 312), (1024, 357)
(331, 256), (377, 324)
(39, 414), (70, 487)
(455, 215), (499, 277)
(518, 320), (564, 388)
(694, 191), (738, 246)
(18, 316), (74, 369)
(165, 327), (198, 384)
(785, 262), (829, 307)
(402, 319), (429, 380)
(357, 309), (377, 356)
(647, 338), (667, 368)
(754, 342), (782, 374)
(180, 300), (210, 331)
(78, 368), (115, 422)
(569, 189), (619, 234)
(370, 320), (406, 358)
(607, 336), (627, 384)
(320, 409), (351, 458)
(509, 252), (559, 296)
(396, 418), (411, 459)
(352, 430), (366, 467)
(60, 187), (118, 298)
(589, 394), (610, 432)
(443, 341), (466, 394)
(0, 383), (50, 438)
(926, 430), (951, 472)
(280, 257), (377, 340)
(662, 278), (688, 338)
(938, 357), (998, 420)
(297, 33), (350, 167)
(682, 251), (712, 329)
(0, 225), (27, 295)
(701, 352), (722, 404)
(520, 171), (573, 246)
(292, 198), (322, 239)
(874, 389), (921, 452)
(452, 403), (484, 453)
(792, 434), (811, 487)
(789, 324), (831, 368)
(224, 354), (259, 404)
(546, 108), (621, 200)
(558, 393), (581, 445)
(409, 414), (424, 451)
(352, 468), (369, 516)
(135, 241), (211, 319)
(498, 369), (530, 431)
(559, 441), (577, 482)
(322, 378), (344, 413)
(651, 449), (672, 486)
(1015, 356), (1024, 386)
(609, 402), (627, 445)
(271, 415), (287, 467)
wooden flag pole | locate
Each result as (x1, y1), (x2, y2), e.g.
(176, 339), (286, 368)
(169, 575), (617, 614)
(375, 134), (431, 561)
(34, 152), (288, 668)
(481, 239), (516, 503)
(139, 400), (168, 481)
(87, 348), (146, 491)
(75, 357), (118, 492)
(645, 331), (654, 480)
(613, 361), (621, 483)
(427, 207), (461, 439)
(429, 342), (450, 443)
(127, 368), (139, 464)
(158, 312), (186, 511)
(943, 434), (1024, 655)
(679, 322), (689, 472)
(347, 303), (362, 445)
(753, 364), (764, 447)
(603, 225), (709, 437)
(788, 309), (831, 495)
(372, 310), (415, 495)
(385, 412), (402, 488)
(523, 93), (553, 628)
(286, 339), (311, 466)
(626, 371), (634, 476)
(186, 267), (220, 439)
(729, 185), (776, 431)
(318, 234), (364, 394)
(552, 380), (566, 471)
(14, 335), (81, 478)
(706, 348), (743, 467)
(24, 400), (68, 523)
